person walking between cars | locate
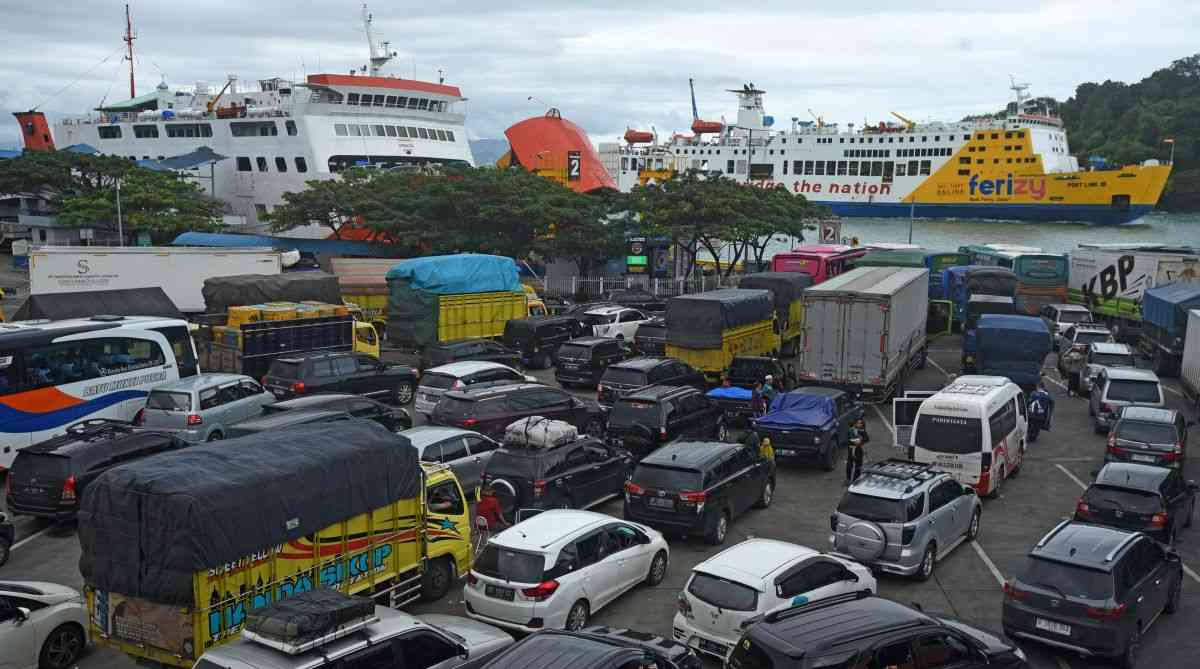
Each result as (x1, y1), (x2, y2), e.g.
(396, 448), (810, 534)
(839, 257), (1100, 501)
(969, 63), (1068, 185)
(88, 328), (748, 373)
(476, 485), (509, 531)
(762, 375), (779, 405)
(845, 419), (869, 484)
(1061, 345), (1086, 397)
(1028, 382), (1054, 442)
(752, 381), (767, 416)
(759, 435), (775, 462)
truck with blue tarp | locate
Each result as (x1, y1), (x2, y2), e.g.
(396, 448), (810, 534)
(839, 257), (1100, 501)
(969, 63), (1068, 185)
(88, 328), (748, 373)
(752, 387), (863, 471)
(1139, 281), (1200, 376)
(975, 314), (1052, 389)
(960, 294), (1017, 373)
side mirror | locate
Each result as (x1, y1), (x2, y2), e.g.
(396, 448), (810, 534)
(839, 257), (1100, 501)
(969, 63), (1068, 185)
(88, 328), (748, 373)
(457, 644), (470, 659)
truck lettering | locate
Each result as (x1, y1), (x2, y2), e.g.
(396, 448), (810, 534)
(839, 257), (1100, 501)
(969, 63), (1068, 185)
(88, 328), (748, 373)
(1080, 254), (1143, 300)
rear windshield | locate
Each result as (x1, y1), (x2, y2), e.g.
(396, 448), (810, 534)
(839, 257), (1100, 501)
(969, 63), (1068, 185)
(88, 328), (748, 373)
(1020, 557), (1112, 599)
(1116, 420), (1178, 446)
(474, 545), (544, 584)
(729, 359), (774, 379)
(637, 323), (667, 338)
(486, 450), (543, 478)
(420, 373), (457, 390)
(633, 464), (702, 491)
(914, 414), (983, 454)
(837, 491), (924, 523)
(602, 368), (649, 386)
(688, 571), (758, 611)
(1059, 311), (1091, 324)
(582, 314), (616, 326)
(1106, 380), (1161, 403)
(13, 453), (70, 479)
(1074, 331), (1111, 346)
(267, 360), (302, 379)
(609, 400), (663, 426)
(434, 397), (477, 418)
(1085, 485), (1163, 514)
(146, 390), (192, 411)
(1093, 353), (1135, 368)
(727, 636), (777, 669)
(557, 344), (592, 361)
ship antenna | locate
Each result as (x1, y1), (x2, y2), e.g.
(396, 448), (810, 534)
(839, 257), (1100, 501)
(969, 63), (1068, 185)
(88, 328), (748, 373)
(362, 3), (396, 76)
(123, 3), (136, 98)
(689, 77), (700, 122)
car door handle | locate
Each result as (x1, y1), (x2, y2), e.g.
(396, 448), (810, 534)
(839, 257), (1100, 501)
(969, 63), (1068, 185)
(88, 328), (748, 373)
(1137, 596), (1144, 603)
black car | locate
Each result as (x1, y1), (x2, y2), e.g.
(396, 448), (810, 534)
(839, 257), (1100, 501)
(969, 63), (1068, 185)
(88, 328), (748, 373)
(0, 512), (13, 566)
(503, 315), (587, 369)
(227, 408), (353, 438)
(475, 629), (700, 669)
(606, 289), (667, 313)
(1003, 521), (1183, 667)
(419, 338), (522, 371)
(481, 435), (632, 516)
(753, 387), (864, 470)
(606, 386), (727, 458)
(726, 356), (787, 388)
(597, 357), (706, 409)
(431, 383), (606, 441)
(555, 337), (634, 388)
(1075, 462), (1196, 544)
(623, 440), (773, 544)
(731, 593), (1027, 669)
(262, 351), (418, 405)
(633, 318), (667, 357)
(263, 392), (411, 431)
(4, 420), (187, 520)
(1106, 406), (1191, 468)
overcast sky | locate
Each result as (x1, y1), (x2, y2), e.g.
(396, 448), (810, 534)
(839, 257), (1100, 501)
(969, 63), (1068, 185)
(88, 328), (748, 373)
(1, 0), (1196, 149)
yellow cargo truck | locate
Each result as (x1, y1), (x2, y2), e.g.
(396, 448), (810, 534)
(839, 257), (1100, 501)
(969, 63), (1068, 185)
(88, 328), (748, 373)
(80, 421), (471, 667)
(738, 272), (813, 357)
(665, 288), (780, 382)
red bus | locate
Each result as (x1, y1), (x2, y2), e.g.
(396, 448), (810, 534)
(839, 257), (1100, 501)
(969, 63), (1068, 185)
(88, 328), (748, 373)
(770, 245), (868, 284)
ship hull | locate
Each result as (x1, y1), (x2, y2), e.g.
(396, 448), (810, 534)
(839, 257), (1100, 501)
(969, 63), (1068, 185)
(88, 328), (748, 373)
(816, 201), (1155, 225)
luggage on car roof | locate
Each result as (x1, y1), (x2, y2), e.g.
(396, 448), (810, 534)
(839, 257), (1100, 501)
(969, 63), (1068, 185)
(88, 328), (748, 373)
(504, 416), (579, 449)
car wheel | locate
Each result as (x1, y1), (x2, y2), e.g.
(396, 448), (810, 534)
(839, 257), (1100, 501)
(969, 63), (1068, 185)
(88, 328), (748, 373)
(1166, 575), (1182, 614)
(820, 440), (838, 472)
(705, 510), (729, 545)
(421, 556), (454, 602)
(645, 550), (668, 586)
(754, 480), (774, 509)
(615, 334), (625, 340)
(1120, 627), (1141, 669)
(915, 543), (936, 582)
(39, 623), (85, 669)
(0, 536), (10, 567)
(715, 420), (728, 442)
(206, 431), (223, 442)
(966, 508), (981, 541)
(394, 381), (415, 405)
(565, 600), (589, 631)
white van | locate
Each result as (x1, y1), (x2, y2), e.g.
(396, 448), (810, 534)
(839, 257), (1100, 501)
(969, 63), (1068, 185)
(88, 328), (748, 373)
(905, 375), (1027, 497)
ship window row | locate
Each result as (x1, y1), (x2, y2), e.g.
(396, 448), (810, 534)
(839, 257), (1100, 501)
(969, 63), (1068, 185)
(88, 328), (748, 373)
(326, 155), (472, 173)
(333, 123), (455, 142)
(343, 92), (448, 113)
(897, 147), (951, 158)
(796, 159), (930, 177)
(95, 121), (296, 141)
(235, 156), (309, 173)
(844, 149), (890, 158)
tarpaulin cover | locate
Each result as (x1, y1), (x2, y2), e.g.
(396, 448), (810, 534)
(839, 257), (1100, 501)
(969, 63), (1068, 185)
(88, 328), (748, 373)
(666, 289), (774, 348)
(202, 273), (343, 313)
(941, 266), (972, 304)
(976, 314), (1051, 385)
(385, 254), (521, 294)
(77, 420), (420, 605)
(707, 386), (753, 401)
(245, 590), (374, 640)
(753, 392), (837, 431)
(385, 283), (439, 347)
(738, 273), (813, 316)
(965, 267), (1018, 298)
(12, 287), (183, 321)
(1142, 282), (1200, 334)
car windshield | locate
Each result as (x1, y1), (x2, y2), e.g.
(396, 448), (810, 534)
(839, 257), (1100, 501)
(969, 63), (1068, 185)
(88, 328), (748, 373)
(266, 360), (302, 379)
(609, 400), (662, 426)
(13, 453), (69, 479)
(1106, 380), (1161, 403)
(914, 414), (983, 454)
(1059, 311), (1091, 324)
(420, 373), (457, 390)
(602, 368), (650, 386)
(1116, 420), (1178, 446)
(837, 491), (916, 523)
(146, 390), (192, 411)
(633, 464), (703, 491)
(582, 313), (616, 326)
(474, 545), (544, 584)
(486, 450), (542, 478)
(434, 396), (478, 418)
(556, 344), (592, 361)
(637, 323), (666, 338)
(1092, 353), (1135, 368)
(729, 359), (775, 380)
(1020, 557), (1112, 599)
(1075, 331), (1111, 346)
(1085, 484), (1163, 514)
(688, 571), (758, 611)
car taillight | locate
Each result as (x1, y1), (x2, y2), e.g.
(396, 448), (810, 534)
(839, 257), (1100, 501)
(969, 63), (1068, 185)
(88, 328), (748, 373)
(61, 475), (77, 503)
(291, 382), (306, 394)
(186, 414), (203, 426)
(1100, 403), (1113, 415)
(260, 375), (269, 386)
(625, 481), (645, 495)
(522, 580), (559, 601)
(1076, 499), (1093, 519)
(1003, 581), (1031, 602)
(677, 592), (693, 618)
(1150, 513), (1169, 528)
(1085, 603), (1127, 620)
(460, 418), (479, 428)
(679, 490), (706, 504)
(133, 409), (145, 426)
(1109, 445), (1128, 457)
(1165, 444), (1184, 462)
(1107, 432), (1116, 449)
(532, 479), (547, 498)
(466, 572), (478, 585)
(660, 427), (668, 441)
(901, 525), (916, 545)
(4, 472), (11, 498)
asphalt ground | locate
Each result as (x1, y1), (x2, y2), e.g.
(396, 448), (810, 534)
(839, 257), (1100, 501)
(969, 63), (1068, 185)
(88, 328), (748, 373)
(3, 335), (1199, 669)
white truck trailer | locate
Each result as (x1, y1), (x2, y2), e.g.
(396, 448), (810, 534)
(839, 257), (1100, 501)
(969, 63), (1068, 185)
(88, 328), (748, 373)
(1068, 244), (1199, 342)
(1181, 309), (1200, 410)
(28, 246), (282, 312)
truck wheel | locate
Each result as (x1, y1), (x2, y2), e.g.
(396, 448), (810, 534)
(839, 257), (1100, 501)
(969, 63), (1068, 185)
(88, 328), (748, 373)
(393, 381), (415, 405)
(420, 557), (454, 602)
(821, 441), (838, 472)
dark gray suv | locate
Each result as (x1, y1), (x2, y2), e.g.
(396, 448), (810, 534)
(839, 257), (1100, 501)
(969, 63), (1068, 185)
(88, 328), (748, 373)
(1002, 521), (1183, 668)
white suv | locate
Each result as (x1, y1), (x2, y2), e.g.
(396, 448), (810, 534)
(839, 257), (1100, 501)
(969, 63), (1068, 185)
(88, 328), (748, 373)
(464, 509), (669, 632)
(583, 306), (651, 340)
(672, 539), (875, 660)
(0, 581), (89, 669)
(416, 361), (535, 416)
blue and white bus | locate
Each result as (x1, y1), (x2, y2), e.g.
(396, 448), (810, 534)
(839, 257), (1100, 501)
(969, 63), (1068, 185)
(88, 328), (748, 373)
(0, 315), (197, 469)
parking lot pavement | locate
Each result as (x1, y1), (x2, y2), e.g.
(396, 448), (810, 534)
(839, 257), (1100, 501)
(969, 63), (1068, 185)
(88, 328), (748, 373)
(4, 336), (1200, 669)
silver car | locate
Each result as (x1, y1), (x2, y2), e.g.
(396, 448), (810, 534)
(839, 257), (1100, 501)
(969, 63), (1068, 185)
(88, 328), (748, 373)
(1089, 367), (1165, 433)
(830, 459), (982, 581)
(1080, 341), (1137, 396)
(1039, 303), (1093, 346)
(139, 374), (275, 442)
(415, 361), (535, 416)
(401, 426), (500, 495)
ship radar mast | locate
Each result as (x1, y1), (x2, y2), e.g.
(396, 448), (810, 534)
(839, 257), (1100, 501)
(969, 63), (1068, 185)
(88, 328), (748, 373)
(362, 3), (397, 76)
(727, 83), (769, 132)
(1009, 75), (1031, 108)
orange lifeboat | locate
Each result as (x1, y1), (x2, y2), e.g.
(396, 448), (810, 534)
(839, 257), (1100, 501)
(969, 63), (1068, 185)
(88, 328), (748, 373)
(624, 128), (654, 144)
(691, 119), (723, 134)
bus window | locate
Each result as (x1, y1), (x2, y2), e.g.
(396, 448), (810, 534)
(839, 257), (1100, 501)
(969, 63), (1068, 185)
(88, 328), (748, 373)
(0, 352), (21, 396)
(153, 325), (198, 377)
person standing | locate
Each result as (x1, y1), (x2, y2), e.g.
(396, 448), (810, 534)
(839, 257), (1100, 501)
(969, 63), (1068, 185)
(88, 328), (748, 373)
(752, 381), (767, 416)
(1061, 345), (1086, 397)
(762, 375), (778, 405)
(845, 418), (869, 484)
(1028, 381), (1054, 442)
(476, 485), (509, 531)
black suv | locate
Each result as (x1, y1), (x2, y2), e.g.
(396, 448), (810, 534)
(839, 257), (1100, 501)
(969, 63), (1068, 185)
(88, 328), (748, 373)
(503, 315), (587, 369)
(624, 441), (774, 544)
(726, 356), (787, 388)
(606, 385), (726, 458)
(262, 351), (419, 404)
(1075, 462), (1197, 544)
(598, 357), (706, 409)
(419, 338), (521, 371)
(730, 593), (1027, 669)
(633, 317), (668, 357)
(555, 337), (633, 387)
(431, 383), (605, 441)
(479, 628), (701, 669)
(481, 436), (632, 516)
(754, 387), (863, 470)
(1003, 521), (1183, 667)
(263, 393), (411, 431)
(1106, 406), (1191, 468)
(5, 420), (187, 520)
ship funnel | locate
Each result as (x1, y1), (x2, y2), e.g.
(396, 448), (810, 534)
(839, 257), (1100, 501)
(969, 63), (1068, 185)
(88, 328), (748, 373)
(13, 111), (55, 152)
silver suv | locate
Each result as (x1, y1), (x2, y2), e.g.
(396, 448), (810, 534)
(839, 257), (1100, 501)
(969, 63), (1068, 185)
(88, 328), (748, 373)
(1080, 342), (1137, 396)
(830, 460), (982, 581)
(139, 373), (274, 442)
(1089, 367), (1164, 434)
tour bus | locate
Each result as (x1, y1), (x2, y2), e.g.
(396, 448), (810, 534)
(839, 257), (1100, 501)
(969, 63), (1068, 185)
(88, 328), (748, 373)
(0, 315), (197, 469)
(904, 375), (1027, 497)
(925, 251), (970, 300)
(959, 244), (1068, 315)
(770, 244), (867, 284)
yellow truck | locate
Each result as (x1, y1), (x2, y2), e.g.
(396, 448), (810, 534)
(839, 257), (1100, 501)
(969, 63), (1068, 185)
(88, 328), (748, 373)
(80, 421), (471, 668)
(737, 272), (813, 357)
(664, 288), (780, 382)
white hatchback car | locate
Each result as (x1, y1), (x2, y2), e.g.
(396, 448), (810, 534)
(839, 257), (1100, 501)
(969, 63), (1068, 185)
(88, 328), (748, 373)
(672, 539), (875, 660)
(0, 581), (89, 669)
(464, 509), (669, 632)
(583, 306), (651, 340)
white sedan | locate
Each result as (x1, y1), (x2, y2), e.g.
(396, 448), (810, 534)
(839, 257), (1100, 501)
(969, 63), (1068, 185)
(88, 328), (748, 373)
(464, 509), (669, 632)
(583, 306), (651, 340)
(0, 581), (89, 669)
(673, 539), (875, 660)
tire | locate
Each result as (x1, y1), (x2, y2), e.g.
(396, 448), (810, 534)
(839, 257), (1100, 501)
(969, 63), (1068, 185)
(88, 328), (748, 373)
(0, 537), (10, 568)
(820, 440), (838, 472)
(645, 550), (668, 586)
(755, 479), (774, 509)
(206, 431), (223, 442)
(421, 557), (454, 602)
(1027, 425), (1039, 443)
(966, 508), (981, 541)
(394, 381), (415, 405)
(1165, 575), (1182, 614)
(705, 509), (730, 545)
(915, 543), (936, 582)
(565, 600), (589, 631)
(1119, 627), (1141, 669)
(39, 624), (85, 669)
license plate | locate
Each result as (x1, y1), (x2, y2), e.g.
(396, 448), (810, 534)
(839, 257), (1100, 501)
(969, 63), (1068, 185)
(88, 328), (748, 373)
(23, 487), (45, 494)
(485, 584), (514, 601)
(1132, 454), (1157, 463)
(699, 639), (727, 654)
(778, 449), (797, 456)
(648, 497), (675, 510)
(1035, 618), (1071, 636)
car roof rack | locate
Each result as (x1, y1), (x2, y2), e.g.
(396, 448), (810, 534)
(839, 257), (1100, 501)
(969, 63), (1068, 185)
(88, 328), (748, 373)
(241, 590), (377, 655)
(763, 590), (873, 624)
(1034, 519), (1071, 548)
(858, 459), (940, 493)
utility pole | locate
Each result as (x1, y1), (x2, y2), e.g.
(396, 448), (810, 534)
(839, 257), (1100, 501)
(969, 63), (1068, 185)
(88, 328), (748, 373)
(115, 180), (124, 246)
(123, 4), (136, 98)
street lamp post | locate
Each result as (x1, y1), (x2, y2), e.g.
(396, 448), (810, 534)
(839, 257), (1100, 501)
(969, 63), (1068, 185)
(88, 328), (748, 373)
(115, 179), (124, 246)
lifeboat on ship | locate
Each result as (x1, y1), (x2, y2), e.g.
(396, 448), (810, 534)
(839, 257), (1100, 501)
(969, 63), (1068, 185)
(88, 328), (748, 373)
(691, 119), (723, 134)
(624, 129), (654, 144)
